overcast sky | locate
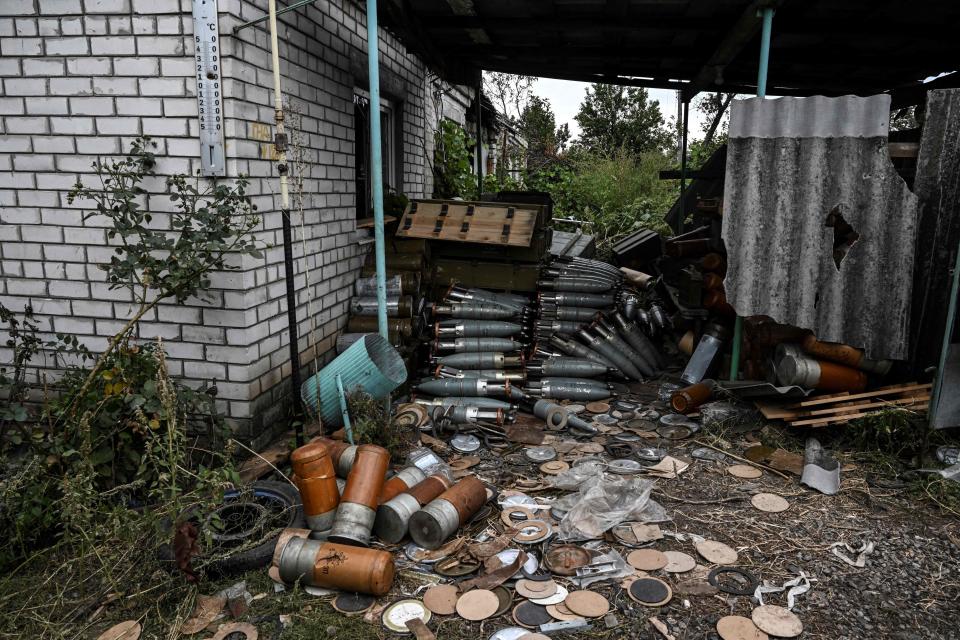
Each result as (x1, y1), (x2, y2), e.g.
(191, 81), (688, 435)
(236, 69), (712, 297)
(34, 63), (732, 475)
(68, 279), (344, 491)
(531, 77), (709, 142)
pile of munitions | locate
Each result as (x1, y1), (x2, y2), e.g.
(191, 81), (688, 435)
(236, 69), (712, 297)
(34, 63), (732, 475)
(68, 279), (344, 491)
(275, 439), (489, 596)
(409, 258), (666, 435)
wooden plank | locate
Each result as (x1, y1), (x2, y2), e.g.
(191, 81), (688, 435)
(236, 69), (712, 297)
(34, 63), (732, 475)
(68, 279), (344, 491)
(786, 383), (931, 409)
(787, 399), (929, 427)
(795, 394), (931, 418)
(396, 201), (538, 248)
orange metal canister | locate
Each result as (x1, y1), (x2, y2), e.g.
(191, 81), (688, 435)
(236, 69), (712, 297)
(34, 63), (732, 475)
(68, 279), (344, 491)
(328, 444), (389, 546)
(405, 474), (453, 504)
(378, 466), (427, 504)
(408, 475), (488, 549)
(671, 381), (715, 414)
(374, 473), (453, 544)
(312, 541), (395, 595)
(815, 360), (868, 392)
(291, 442), (340, 532)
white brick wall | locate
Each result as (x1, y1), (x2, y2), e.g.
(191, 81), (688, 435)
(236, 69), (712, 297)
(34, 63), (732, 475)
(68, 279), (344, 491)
(0, 0), (429, 446)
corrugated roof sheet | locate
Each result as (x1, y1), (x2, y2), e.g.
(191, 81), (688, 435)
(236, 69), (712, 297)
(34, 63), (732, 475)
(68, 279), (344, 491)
(722, 95), (919, 360)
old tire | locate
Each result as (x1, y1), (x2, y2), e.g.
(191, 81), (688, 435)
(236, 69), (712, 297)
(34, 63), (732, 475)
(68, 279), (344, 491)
(161, 480), (305, 577)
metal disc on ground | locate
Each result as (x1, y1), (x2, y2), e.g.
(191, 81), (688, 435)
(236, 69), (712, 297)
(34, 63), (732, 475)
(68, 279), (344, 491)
(656, 423), (694, 439)
(381, 600), (432, 634)
(544, 545), (592, 576)
(608, 459), (644, 474)
(514, 520), (552, 544)
(332, 593), (377, 615)
(450, 434), (482, 453)
(434, 555), (481, 577)
(576, 442), (605, 454)
(662, 551), (697, 573)
(546, 602), (579, 621)
(727, 464), (763, 479)
(492, 586), (514, 617)
(488, 627), (531, 640)
(695, 540), (739, 565)
(449, 456), (481, 471)
(529, 584), (568, 606)
(593, 414), (619, 425)
(423, 584), (460, 615)
(540, 460), (569, 475)
(627, 548), (669, 571)
(501, 505), (537, 527)
(563, 590), (609, 618)
(525, 446), (557, 462)
(518, 634), (552, 640)
(751, 605), (803, 638)
(513, 601), (553, 628)
(586, 401), (610, 413)
(210, 623), (258, 640)
(717, 615), (769, 640)
(751, 493), (790, 513)
(565, 404), (586, 414)
(456, 589), (500, 621)
(628, 577), (673, 607)
(516, 578), (558, 599)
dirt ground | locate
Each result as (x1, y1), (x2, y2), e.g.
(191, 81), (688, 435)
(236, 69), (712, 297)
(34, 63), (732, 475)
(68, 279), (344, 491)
(189, 388), (960, 640)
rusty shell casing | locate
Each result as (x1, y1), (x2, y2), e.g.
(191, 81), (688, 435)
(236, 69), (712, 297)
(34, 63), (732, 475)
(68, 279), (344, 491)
(278, 536), (395, 596)
(703, 290), (736, 317)
(703, 272), (725, 291)
(671, 381), (716, 414)
(407, 475), (487, 550)
(378, 466), (427, 505)
(346, 315), (413, 338)
(619, 267), (656, 290)
(700, 253), (727, 275)
(315, 438), (355, 478)
(374, 474), (453, 544)
(752, 323), (814, 349)
(272, 527), (311, 568)
(777, 355), (868, 393)
(801, 335), (892, 375)
(291, 443), (341, 532)
(328, 444), (390, 546)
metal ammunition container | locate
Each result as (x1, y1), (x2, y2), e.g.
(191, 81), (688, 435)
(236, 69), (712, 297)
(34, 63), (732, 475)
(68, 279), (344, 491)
(528, 398), (596, 434)
(328, 444), (390, 546)
(578, 328), (644, 381)
(435, 351), (522, 369)
(415, 377), (510, 398)
(277, 536), (395, 595)
(538, 277), (614, 294)
(378, 466), (427, 505)
(528, 377), (615, 401)
(291, 442), (340, 532)
(446, 286), (528, 310)
(539, 292), (616, 308)
(671, 381), (716, 414)
(527, 357), (611, 378)
(801, 335), (892, 375)
(434, 365), (525, 382)
(777, 354), (868, 392)
(548, 335), (612, 368)
(436, 337), (523, 353)
(540, 305), (602, 322)
(536, 320), (586, 335)
(414, 396), (515, 410)
(611, 311), (664, 369)
(408, 475), (488, 550)
(621, 295), (639, 320)
(432, 302), (519, 320)
(315, 438), (356, 479)
(443, 405), (509, 424)
(435, 320), (523, 338)
(346, 316), (413, 338)
(595, 319), (655, 376)
(355, 274), (402, 297)
(350, 295), (414, 318)
(374, 474), (452, 544)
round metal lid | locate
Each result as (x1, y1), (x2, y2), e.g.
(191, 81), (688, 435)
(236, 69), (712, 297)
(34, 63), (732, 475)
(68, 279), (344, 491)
(625, 418), (658, 431)
(608, 459), (644, 474)
(544, 545), (591, 576)
(524, 446), (557, 462)
(512, 601), (553, 628)
(382, 599), (432, 633)
(628, 577), (673, 607)
(405, 542), (443, 564)
(502, 493), (538, 509)
(434, 555), (480, 577)
(751, 605), (803, 638)
(659, 413), (690, 426)
(513, 520), (552, 544)
(492, 586), (513, 617)
(450, 434), (481, 453)
(585, 401), (611, 413)
(456, 589), (500, 621)
(332, 592), (377, 614)
(539, 460), (570, 475)
(564, 590), (609, 618)
(611, 399), (640, 411)
(423, 584), (460, 615)
(528, 583), (568, 606)
(593, 414), (619, 425)
(635, 446), (666, 462)
(495, 549), (539, 578)
(488, 627), (531, 640)
(656, 423), (695, 440)
(612, 432), (642, 442)
(565, 404), (586, 414)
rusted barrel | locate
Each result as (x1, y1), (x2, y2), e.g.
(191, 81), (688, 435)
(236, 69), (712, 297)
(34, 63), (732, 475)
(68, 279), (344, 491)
(291, 442), (340, 533)
(374, 474), (453, 544)
(277, 536), (394, 595)
(408, 475), (487, 550)
(328, 444), (389, 546)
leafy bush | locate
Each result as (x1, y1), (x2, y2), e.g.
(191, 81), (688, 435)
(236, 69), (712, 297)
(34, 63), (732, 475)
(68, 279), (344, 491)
(432, 119), (476, 199)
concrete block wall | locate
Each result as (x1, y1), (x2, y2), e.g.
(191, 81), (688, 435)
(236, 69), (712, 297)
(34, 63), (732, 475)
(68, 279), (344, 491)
(0, 0), (429, 447)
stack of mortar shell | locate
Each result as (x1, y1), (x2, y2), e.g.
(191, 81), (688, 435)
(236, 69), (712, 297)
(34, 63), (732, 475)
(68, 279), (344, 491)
(414, 286), (533, 422)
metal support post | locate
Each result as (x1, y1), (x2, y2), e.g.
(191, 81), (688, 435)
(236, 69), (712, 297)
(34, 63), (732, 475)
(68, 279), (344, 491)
(476, 76), (484, 198)
(730, 6), (774, 382)
(268, 0), (304, 445)
(679, 99), (689, 234)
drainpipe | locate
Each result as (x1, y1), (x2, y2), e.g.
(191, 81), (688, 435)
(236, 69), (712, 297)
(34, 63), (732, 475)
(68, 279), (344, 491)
(476, 75), (483, 198)
(679, 99), (689, 234)
(268, 0), (304, 445)
(929, 238), (960, 434)
(365, 0), (388, 344)
(729, 5), (774, 382)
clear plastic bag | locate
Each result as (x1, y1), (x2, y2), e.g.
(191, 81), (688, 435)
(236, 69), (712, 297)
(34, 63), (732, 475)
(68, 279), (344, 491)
(699, 401), (760, 429)
(405, 447), (452, 482)
(554, 468), (669, 540)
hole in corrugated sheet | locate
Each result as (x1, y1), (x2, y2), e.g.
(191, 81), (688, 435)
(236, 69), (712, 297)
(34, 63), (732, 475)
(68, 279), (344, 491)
(825, 204), (859, 270)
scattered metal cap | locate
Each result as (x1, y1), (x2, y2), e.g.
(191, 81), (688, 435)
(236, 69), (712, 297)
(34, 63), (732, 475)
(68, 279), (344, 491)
(563, 590), (609, 618)
(751, 493), (790, 513)
(528, 583), (568, 606)
(450, 434), (482, 453)
(488, 627), (532, 640)
(545, 602), (580, 621)
(695, 540), (739, 565)
(727, 464), (763, 479)
(524, 446), (558, 462)
(495, 549), (540, 578)
(381, 599), (432, 634)
(585, 402), (610, 413)
(513, 520), (552, 544)
(456, 589), (500, 621)
(662, 550), (697, 573)
(434, 555), (481, 577)
(656, 423), (695, 439)
(492, 586), (513, 617)
(513, 601), (553, 628)
(751, 605), (803, 638)
(423, 584), (460, 615)
(635, 447), (666, 462)
(593, 414), (619, 425)
(717, 615), (769, 640)
(539, 460), (570, 475)
(565, 404), (586, 414)
(332, 593), (377, 615)
(709, 567), (760, 596)
(612, 432), (642, 443)
(516, 579), (558, 599)
(628, 577), (673, 607)
(627, 548), (668, 571)
(608, 459), (643, 474)
(544, 545), (592, 576)
(611, 399), (640, 411)
(404, 542), (444, 564)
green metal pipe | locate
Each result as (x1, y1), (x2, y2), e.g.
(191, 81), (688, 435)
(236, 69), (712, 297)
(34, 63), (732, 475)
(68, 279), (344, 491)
(730, 6), (774, 382)
(929, 236), (960, 430)
(679, 99), (689, 234)
(365, 0), (388, 343)
(335, 373), (354, 445)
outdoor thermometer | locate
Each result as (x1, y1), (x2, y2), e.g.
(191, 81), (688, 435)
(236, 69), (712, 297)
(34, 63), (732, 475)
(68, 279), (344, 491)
(192, 0), (226, 176)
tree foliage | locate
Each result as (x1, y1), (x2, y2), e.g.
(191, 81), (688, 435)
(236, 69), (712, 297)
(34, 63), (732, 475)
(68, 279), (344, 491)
(519, 95), (570, 172)
(575, 84), (673, 156)
(431, 119), (475, 199)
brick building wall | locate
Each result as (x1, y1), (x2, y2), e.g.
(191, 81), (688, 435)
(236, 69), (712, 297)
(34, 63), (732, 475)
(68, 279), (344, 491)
(0, 0), (429, 447)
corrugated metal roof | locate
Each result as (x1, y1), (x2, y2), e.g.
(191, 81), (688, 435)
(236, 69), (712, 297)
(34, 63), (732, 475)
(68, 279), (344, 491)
(722, 95), (919, 360)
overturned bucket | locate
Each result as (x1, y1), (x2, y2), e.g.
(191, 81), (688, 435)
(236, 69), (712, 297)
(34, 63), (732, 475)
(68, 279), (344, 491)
(300, 334), (407, 428)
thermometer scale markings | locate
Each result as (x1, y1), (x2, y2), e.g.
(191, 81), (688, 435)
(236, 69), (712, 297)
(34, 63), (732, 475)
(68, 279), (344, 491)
(192, 0), (225, 176)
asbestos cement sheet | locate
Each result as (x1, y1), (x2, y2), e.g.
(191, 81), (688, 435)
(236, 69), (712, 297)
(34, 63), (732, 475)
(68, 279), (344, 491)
(722, 95), (918, 360)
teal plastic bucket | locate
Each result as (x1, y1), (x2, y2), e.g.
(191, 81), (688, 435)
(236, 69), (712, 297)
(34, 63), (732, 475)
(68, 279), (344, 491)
(301, 333), (407, 427)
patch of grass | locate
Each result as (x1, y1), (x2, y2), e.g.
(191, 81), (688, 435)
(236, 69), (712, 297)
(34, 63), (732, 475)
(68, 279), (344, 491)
(346, 392), (414, 463)
(909, 474), (960, 518)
